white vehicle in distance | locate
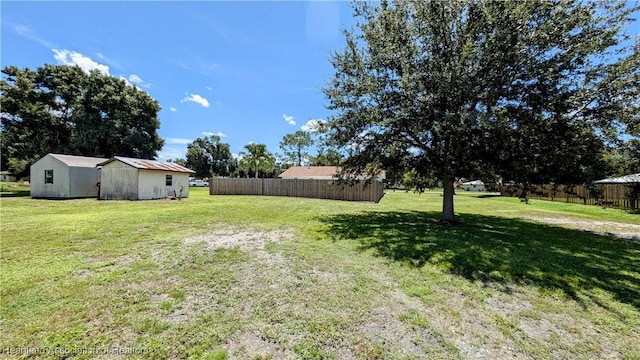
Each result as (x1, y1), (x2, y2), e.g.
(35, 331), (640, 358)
(189, 179), (209, 187)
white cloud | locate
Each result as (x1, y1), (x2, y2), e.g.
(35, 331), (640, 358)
(349, 130), (373, 151)
(13, 24), (55, 48)
(118, 76), (132, 86)
(170, 107), (177, 112)
(157, 146), (187, 161)
(52, 50), (151, 89)
(301, 119), (326, 132)
(52, 49), (110, 75)
(128, 74), (151, 88)
(202, 131), (227, 138)
(96, 52), (123, 70)
(181, 93), (210, 108)
(283, 114), (296, 126)
(205, 86), (213, 91)
(165, 137), (193, 145)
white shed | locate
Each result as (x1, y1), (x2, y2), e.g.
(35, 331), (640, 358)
(460, 180), (486, 192)
(30, 154), (107, 198)
(98, 157), (195, 200)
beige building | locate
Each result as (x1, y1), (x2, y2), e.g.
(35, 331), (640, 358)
(98, 157), (194, 200)
(30, 154), (107, 198)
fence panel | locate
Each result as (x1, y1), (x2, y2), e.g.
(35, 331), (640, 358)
(500, 183), (639, 210)
(209, 178), (385, 203)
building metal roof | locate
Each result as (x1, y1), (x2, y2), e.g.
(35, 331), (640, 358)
(461, 180), (485, 186)
(278, 166), (385, 180)
(279, 166), (341, 179)
(593, 173), (640, 184)
(98, 156), (195, 173)
(50, 154), (109, 167)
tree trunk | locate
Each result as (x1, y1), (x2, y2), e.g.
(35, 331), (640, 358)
(255, 167), (259, 178)
(441, 176), (455, 223)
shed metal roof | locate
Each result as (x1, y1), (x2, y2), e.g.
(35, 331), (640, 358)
(593, 173), (640, 184)
(49, 154), (108, 167)
(98, 156), (195, 173)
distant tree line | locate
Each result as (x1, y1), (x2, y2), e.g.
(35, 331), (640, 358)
(170, 130), (346, 179)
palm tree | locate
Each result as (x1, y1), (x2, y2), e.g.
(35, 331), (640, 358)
(239, 143), (275, 178)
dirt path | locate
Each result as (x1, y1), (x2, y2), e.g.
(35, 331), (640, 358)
(522, 215), (640, 241)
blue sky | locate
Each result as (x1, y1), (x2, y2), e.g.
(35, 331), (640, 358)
(2, 1), (638, 162)
(1, 1), (353, 160)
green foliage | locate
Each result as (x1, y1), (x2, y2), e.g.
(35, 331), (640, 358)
(402, 169), (440, 192)
(323, 0), (639, 221)
(279, 131), (314, 166)
(307, 147), (344, 166)
(185, 135), (235, 179)
(603, 140), (640, 176)
(0, 64), (164, 174)
(239, 143), (276, 178)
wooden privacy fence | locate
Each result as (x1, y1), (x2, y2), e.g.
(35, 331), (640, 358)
(209, 178), (385, 203)
(500, 184), (640, 210)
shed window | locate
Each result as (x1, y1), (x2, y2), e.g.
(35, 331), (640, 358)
(165, 175), (173, 186)
(44, 170), (54, 184)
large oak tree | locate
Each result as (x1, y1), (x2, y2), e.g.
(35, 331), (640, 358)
(185, 135), (235, 179)
(323, 0), (639, 222)
(1, 64), (164, 175)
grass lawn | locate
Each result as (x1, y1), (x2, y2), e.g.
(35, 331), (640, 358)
(1, 187), (639, 359)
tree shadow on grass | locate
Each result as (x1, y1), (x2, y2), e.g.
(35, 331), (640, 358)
(474, 194), (503, 198)
(0, 190), (31, 197)
(318, 211), (640, 310)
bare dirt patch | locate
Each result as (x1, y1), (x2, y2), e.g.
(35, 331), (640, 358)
(522, 215), (640, 241)
(165, 227), (297, 329)
(423, 288), (527, 359)
(346, 265), (455, 357)
(356, 290), (433, 356)
(181, 227), (449, 358)
(226, 333), (295, 359)
(183, 228), (294, 252)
